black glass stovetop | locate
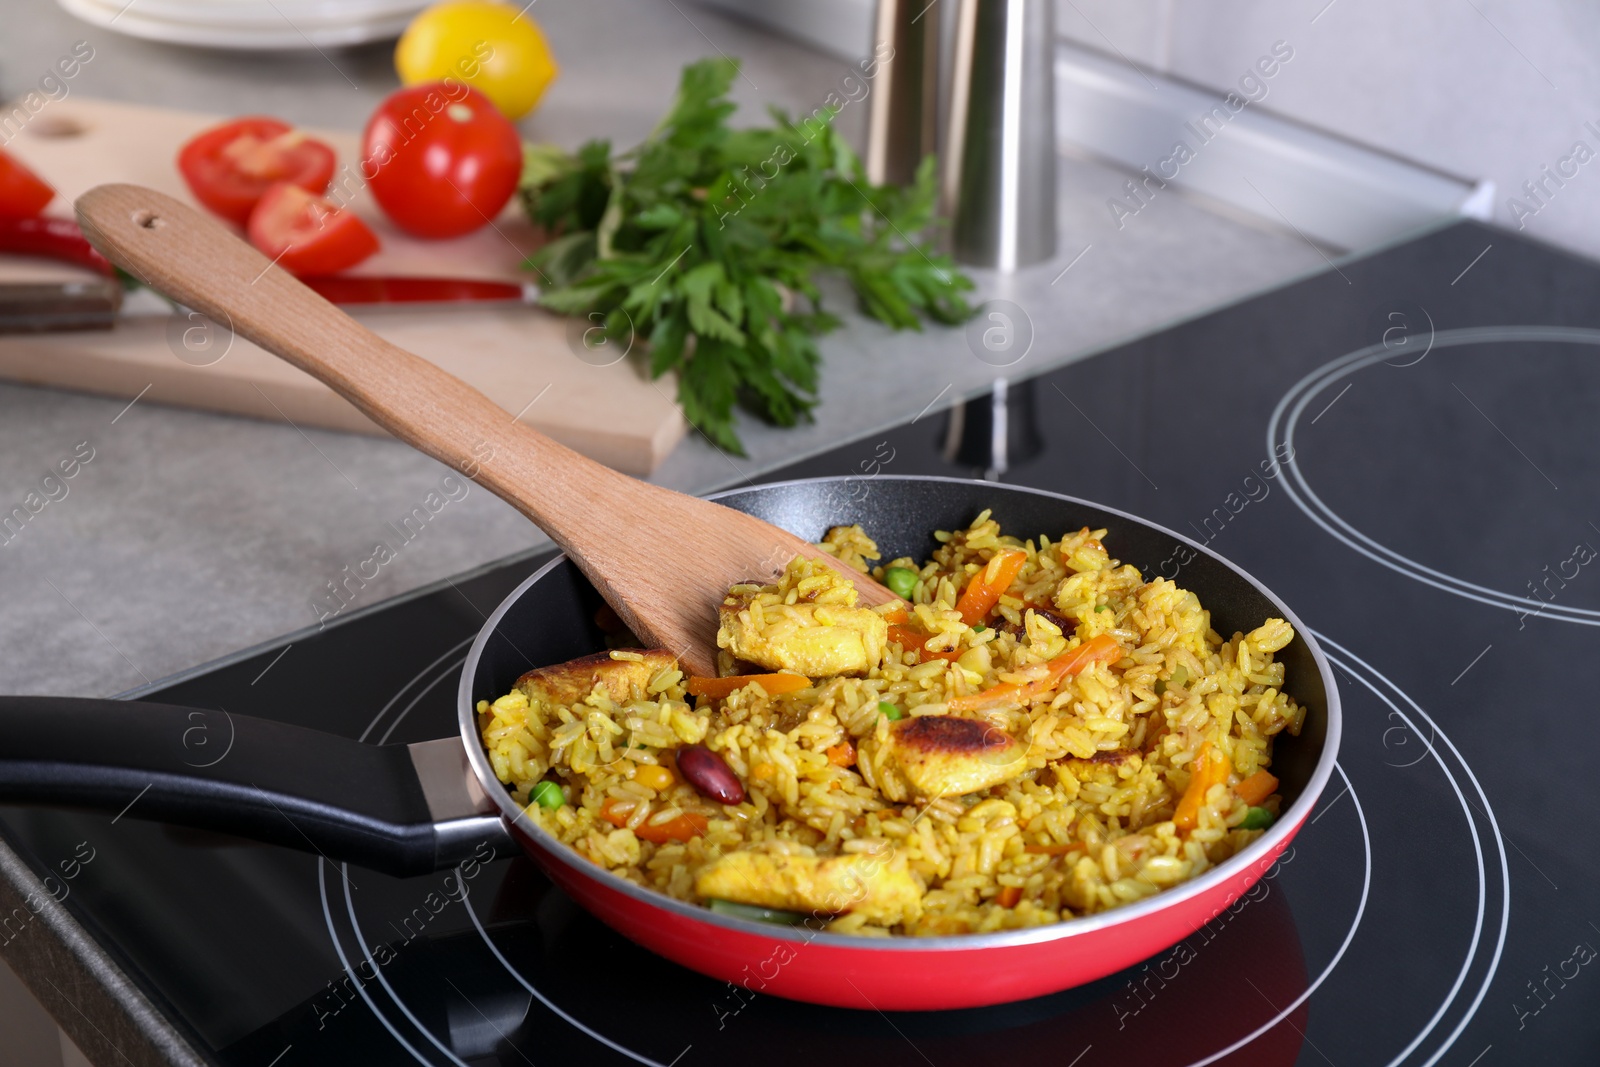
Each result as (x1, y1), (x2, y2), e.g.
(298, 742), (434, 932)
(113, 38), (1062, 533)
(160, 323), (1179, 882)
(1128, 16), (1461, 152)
(6, 218), (1599, 1066)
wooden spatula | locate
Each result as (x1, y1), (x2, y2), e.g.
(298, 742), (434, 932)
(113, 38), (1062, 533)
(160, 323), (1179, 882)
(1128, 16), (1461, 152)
(75, 184), (894, 677)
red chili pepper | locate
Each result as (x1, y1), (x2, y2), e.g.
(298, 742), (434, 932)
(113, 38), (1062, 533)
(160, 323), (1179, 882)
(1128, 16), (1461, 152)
(0, 216), (115, 276)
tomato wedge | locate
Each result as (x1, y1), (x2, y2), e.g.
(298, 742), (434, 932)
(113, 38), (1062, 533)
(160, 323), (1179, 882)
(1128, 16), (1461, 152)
(246, 183), (379, 275)
(0, 149), (54, 219)
(178, 117), (336, 225)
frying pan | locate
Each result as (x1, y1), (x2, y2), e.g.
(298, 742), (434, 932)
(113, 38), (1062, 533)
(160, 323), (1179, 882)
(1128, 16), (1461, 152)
(0, 475), (1340, 1010)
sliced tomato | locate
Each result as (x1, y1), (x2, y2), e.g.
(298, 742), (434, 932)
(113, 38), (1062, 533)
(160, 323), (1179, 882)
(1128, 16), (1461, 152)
(0, 149), (54, 219)
(178, 117), (336, 225)
(363, 83), (522, 238)
(246, 183), (379, 275)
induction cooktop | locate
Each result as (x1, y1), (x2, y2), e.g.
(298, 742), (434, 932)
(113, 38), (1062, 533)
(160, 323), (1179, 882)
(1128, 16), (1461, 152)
(4, 218), (1597, 1066)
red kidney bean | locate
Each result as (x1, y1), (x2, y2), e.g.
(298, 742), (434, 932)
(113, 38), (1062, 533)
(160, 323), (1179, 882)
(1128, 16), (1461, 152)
(676, 745), (745, 805)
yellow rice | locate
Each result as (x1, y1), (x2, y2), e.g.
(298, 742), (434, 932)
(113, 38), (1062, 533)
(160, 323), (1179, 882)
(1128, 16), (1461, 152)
(477, 513), (1304, 936)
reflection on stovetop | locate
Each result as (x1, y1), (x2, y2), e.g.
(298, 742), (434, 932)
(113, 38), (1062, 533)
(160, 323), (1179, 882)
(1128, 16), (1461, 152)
(6, 219), (1600, 1066)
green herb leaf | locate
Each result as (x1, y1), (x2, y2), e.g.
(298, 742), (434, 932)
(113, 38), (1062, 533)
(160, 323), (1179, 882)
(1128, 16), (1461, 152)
(519, 56), (974, 453)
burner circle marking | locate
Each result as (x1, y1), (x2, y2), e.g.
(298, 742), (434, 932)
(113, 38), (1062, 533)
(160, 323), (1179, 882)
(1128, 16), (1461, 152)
(318, 862), (453, 1067)
(359, 636), (476, 743)
(1315, 635), (1510, 1067)
(1178, 760), (1369, 1067)
(1267, 325), (1600, 624)
(339, 872), (477, 1067)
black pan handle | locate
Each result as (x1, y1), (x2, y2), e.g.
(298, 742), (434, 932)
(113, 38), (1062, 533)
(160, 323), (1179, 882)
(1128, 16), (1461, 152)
(0, 697), (515, 877)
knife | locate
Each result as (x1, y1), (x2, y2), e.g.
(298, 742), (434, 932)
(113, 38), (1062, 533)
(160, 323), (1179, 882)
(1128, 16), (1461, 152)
(0, 217), (539, 334)
(297, 274), (540, 307)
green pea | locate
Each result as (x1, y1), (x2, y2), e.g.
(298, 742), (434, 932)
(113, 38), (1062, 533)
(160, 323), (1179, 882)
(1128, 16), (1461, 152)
(531, 781), (565, 810)
(1095, 604), (1112, 613)
(878, 700), (904, 721)
(708, 898), (811, 924)
(884, 567), (918, 600)
(1240, 806), (1274, 830)
(1169, 666), (1189, 689)
(971, 622), (987, 632)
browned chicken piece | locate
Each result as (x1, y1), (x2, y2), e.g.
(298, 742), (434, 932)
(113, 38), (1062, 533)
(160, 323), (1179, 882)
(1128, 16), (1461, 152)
(695, 849), (922, 924)
(1053, 748), (1142, 790)
(861, 715), (1029, 801)
(514, 650), (678, 707)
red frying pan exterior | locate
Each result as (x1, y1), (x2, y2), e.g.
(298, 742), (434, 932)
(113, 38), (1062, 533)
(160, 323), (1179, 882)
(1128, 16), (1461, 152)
(512, 811), (1303, 1010)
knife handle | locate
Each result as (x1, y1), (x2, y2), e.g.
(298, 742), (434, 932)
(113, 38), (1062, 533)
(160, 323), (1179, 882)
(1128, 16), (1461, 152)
(0, 279), (122, 335)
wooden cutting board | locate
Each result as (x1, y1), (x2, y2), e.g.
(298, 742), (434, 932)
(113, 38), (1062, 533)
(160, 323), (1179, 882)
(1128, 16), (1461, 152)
(0, 98), (685, 475)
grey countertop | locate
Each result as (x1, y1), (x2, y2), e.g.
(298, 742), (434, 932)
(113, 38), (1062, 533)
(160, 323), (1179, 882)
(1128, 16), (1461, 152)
(0, 0), (1323, 697)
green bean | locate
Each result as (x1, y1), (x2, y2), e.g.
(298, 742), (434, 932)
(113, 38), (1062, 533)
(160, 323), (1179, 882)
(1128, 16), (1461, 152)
(708, 898), (811, 924)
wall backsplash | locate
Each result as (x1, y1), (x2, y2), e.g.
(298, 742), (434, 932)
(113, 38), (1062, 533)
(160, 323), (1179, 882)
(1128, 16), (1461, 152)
(697, 0), (1598, 260)
(1058, 0), (1600, 261)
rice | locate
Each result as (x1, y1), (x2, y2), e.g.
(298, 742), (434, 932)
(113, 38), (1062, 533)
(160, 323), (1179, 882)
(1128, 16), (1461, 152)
(477, 513), (1304, 936)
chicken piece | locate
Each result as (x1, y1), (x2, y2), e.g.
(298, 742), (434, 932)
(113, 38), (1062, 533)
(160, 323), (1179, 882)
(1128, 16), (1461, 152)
(716, 558), (887, 677)
(862, 715), (1029, 801)
(515, 650), (678, 707)
(695, 848), (922, 924)
(1053, 749), (1141, 791)
(718, 598), (887, 676)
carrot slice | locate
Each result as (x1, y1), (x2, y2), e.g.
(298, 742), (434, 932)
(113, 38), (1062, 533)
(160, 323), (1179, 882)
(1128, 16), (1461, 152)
(955, 549), (1028, 625)
(881, 603), (910, 625)
(887, 624), (962, 664)
(1234, 769), (1279, 807)
(826, 741), (856, 767)
(1045, 633), (1125, 678)
(600, 799), (708, 843)
(996, 885), (1023, 907)
(1173, 743), (1230, 834)
(949, 634), (1124, 710)
(947, 681), (1028, 711)
(687, 673), (810, 699)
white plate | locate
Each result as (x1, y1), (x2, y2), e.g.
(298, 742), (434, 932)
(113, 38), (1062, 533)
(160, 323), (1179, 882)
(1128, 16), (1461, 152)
(57, 0), (426, 49)
(94, 0), (427, 28)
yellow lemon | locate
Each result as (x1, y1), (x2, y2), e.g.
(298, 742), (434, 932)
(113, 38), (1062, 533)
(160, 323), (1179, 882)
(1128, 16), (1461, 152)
(395, 1), (558, 121)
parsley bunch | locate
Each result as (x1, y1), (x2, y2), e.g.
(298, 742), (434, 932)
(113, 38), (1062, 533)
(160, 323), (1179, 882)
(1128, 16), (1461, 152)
(520, 57), (973, 455)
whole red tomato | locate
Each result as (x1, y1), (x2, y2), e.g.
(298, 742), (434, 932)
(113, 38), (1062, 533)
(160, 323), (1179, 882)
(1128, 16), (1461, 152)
(362, 83), (523, 239)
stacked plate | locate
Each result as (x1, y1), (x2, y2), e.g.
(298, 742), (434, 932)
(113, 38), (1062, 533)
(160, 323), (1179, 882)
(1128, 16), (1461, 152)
(57, 0), (429, 50)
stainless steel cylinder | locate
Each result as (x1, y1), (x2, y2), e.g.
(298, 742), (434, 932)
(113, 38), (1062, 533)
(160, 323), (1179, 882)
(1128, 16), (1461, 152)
(943, 0), (1058, 270)
(864, 0), (941, 186)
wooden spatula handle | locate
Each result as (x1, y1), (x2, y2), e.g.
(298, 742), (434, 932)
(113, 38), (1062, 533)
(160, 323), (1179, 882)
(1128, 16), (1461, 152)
(74, 184), (623, 531)
(75, 184), (889, 677)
